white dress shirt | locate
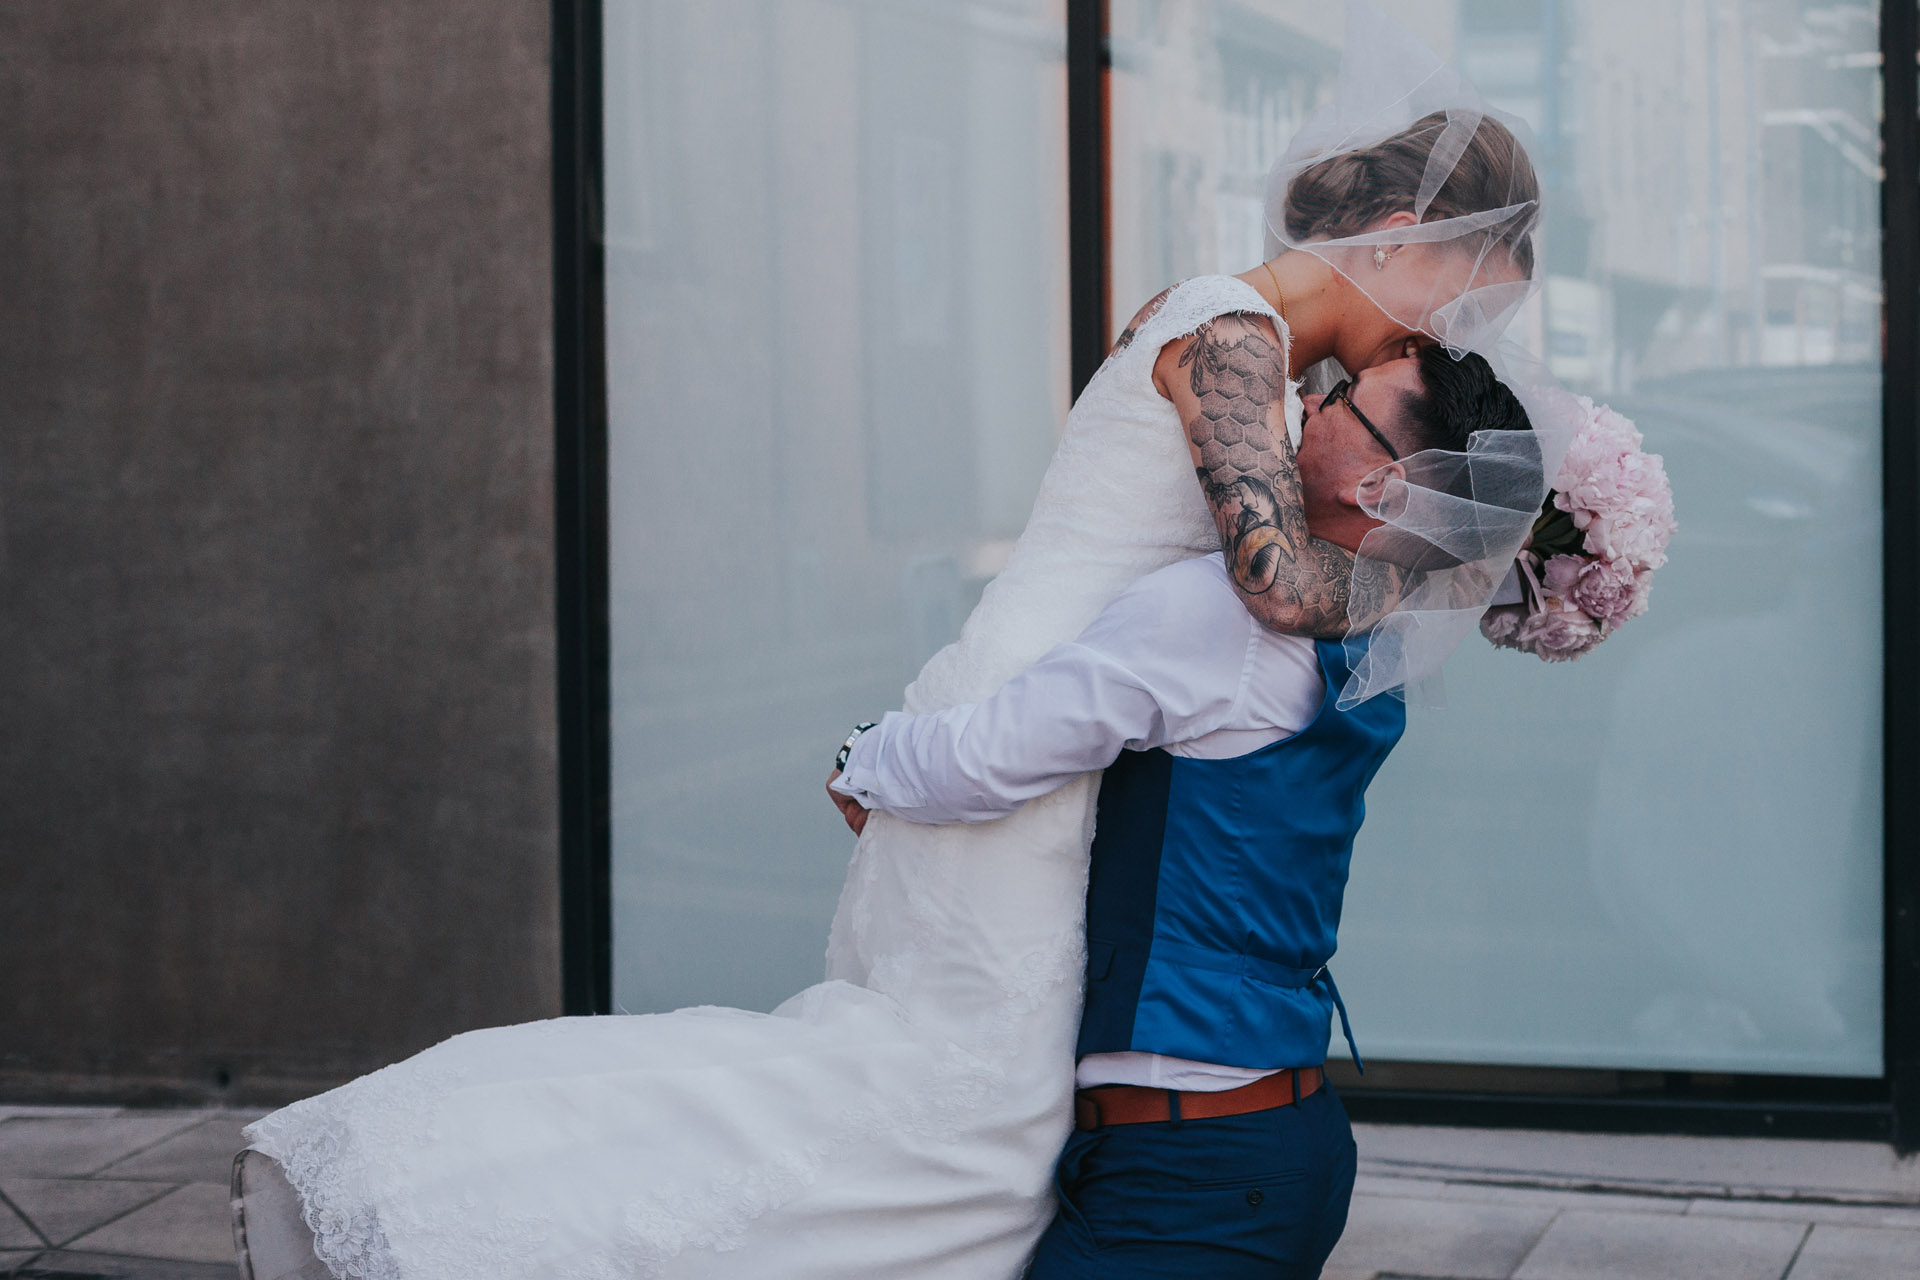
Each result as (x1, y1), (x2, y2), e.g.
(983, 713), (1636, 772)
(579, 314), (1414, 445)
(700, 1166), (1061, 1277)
(832, 552), (1331, 1090)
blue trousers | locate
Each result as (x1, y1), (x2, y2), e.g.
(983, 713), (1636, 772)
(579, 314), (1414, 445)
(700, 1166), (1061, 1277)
(1026, 1084), (1357, 1279)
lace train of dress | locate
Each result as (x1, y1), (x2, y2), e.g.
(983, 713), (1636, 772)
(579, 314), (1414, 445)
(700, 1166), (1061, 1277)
(242, 277), (1296, 1280)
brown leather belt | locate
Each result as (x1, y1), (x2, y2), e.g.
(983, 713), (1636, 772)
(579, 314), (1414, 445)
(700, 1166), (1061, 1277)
(1074, 1066), (1324, 1132)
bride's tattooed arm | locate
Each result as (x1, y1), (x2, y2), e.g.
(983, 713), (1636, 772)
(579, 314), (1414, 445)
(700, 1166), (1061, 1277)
(1109, 286), (1173, 358)
(1162, 313), (1402, 637)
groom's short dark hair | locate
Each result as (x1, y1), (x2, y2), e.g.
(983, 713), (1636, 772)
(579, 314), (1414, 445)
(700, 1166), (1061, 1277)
(1400, 344), (1532, 454)
(1367, 345), (1538, 572)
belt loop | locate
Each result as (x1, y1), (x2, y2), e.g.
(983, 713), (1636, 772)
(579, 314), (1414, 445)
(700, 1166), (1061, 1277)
(1166, 1088), (1183, 1127)
(1290, 1067), (1300, 1104)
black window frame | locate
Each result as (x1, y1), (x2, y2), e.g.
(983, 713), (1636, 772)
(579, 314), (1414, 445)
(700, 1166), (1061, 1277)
(553, 0), (1920, 1151)
(553, 0), (611, 1022)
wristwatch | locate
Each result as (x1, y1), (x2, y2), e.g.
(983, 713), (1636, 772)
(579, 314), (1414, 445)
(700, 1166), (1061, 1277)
(835, 722), (877, 773)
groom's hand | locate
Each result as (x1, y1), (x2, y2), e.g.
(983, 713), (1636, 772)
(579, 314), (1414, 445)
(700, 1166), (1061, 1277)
(826, 771), (870, 836)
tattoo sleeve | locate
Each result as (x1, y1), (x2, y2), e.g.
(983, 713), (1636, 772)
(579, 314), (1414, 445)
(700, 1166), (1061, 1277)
(1109, 286), (1173, 359)
(1172, 314), (1406, 638)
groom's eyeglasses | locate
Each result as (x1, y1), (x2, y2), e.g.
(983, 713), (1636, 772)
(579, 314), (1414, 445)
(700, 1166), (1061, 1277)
(1324, 378), (1401, 462)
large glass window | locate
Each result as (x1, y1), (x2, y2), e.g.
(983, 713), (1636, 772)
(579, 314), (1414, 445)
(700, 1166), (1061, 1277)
(1111, 0), (1884, 1075)
(603, 0), (1071, 1014)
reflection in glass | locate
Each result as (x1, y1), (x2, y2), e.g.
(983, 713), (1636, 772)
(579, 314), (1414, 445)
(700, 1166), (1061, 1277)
(603, 0), (1070, 1014)
(1110, 0), (1883, 1075)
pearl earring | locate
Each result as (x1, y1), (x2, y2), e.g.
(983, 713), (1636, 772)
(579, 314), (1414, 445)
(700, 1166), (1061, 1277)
(1373, 246), (1390, 270)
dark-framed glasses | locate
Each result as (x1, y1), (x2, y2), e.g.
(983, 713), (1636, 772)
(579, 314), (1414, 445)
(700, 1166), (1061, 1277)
(1324, 378), (1400, 462)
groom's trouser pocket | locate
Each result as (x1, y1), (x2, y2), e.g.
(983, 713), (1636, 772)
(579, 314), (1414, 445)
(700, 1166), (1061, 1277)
(1028, 1086), (1356, 1280)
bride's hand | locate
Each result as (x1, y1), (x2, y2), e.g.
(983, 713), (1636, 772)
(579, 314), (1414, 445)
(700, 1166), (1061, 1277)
(826, 771), (870, 836)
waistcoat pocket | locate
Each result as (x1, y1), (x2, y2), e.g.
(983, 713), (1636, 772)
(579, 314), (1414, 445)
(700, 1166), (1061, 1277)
(1086, 941), (1115, 980)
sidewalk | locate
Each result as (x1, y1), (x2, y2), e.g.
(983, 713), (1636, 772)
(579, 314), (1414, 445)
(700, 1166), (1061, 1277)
(1326, 1123), (1920, 1280)
(1, 1105), (1917, 1278)
(0, 1105), (257, 1279)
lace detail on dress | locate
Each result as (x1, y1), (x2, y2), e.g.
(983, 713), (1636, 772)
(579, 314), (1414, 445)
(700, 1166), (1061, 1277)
(405, 1197), (554, 1276)
(1004, 928), (1085, 1012)
(1135, 275), (1286, 353)
(1069, 275), (1299, 468)
(246, 1061), (473, 1280)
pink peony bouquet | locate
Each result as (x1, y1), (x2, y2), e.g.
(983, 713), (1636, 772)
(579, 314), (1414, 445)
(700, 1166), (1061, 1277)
(1481, 398), (1676, 662)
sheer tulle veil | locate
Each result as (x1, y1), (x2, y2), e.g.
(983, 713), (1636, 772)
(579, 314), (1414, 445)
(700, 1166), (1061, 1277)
(1260, 0), (1577, 706)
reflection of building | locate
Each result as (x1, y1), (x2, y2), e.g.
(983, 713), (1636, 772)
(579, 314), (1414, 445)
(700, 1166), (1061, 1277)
(1467, 0), (1881, 389)
(1112, 0), (1880, 393)
(1110, 1), (1343, 305)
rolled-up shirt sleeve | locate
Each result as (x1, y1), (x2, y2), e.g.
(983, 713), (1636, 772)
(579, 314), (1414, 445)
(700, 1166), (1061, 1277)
(831, 558), (1257, 824)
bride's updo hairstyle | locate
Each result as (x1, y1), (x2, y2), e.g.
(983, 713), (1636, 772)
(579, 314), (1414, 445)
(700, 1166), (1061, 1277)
(1282, 111), (1539, 282)
(1262, 6), (1544, 355)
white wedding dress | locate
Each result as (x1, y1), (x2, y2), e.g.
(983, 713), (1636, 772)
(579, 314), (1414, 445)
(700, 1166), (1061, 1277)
(243, 277), (1299, 1280)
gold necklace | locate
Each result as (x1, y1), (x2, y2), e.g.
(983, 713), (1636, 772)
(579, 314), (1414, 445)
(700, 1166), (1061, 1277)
(1260, 259), (1288, 327)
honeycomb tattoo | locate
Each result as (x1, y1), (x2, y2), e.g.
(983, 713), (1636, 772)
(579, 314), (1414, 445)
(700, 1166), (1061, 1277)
(1176, 315), (1405, 638)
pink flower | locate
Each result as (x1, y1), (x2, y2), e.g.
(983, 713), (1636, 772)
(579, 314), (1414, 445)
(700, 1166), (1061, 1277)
(1541, 553), (1586, 598)
(1551, 402), (1677, 570)
(1480, 604), (1527, 647)
(1515, 605), (1602, 662)
(1566, 558), (1645, 627)
(1553, 403), (1638, 508)
(1581, 459), (1677, 568)
(1629, 569), (1653, 617)
(1482, 399), (1671, 664)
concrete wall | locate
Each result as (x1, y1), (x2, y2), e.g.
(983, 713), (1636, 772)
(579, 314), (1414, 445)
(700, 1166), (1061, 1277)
(0, 3), (560, 1103)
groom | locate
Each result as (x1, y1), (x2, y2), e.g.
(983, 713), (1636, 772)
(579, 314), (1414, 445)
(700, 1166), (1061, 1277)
(828, 341), (1531, 1278)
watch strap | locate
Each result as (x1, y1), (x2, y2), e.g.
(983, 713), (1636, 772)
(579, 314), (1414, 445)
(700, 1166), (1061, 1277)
(835, 722), (877, 773)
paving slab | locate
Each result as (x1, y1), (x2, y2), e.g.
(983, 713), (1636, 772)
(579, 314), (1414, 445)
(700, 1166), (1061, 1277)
(13, 1250), (237, 1279)
(1784, 1223), (1920, 1279)
(65, 1183), (234, 1265)
(1357, 1124), (1920, 1204)
(0, 1115), (206, 1179)
(1688, 1196), (1920, 1230)
(1512, 1208), (1808, 1280)
(97, 1113), (264, 1184)
(0, 1201), (36, 1252)
(1324, 1193), (1555, 1279)
(0, 1178), (173, 1248)
(1359, 1175), (1688, 1216)
(0, 1251), (43, 1277)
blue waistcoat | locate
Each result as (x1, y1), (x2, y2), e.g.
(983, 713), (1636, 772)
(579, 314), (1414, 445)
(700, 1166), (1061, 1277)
(1076, 638), (1405, 1071)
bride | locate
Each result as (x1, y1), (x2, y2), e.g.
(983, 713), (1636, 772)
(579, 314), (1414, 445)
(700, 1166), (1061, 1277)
(236, 10), (1545, 1279)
